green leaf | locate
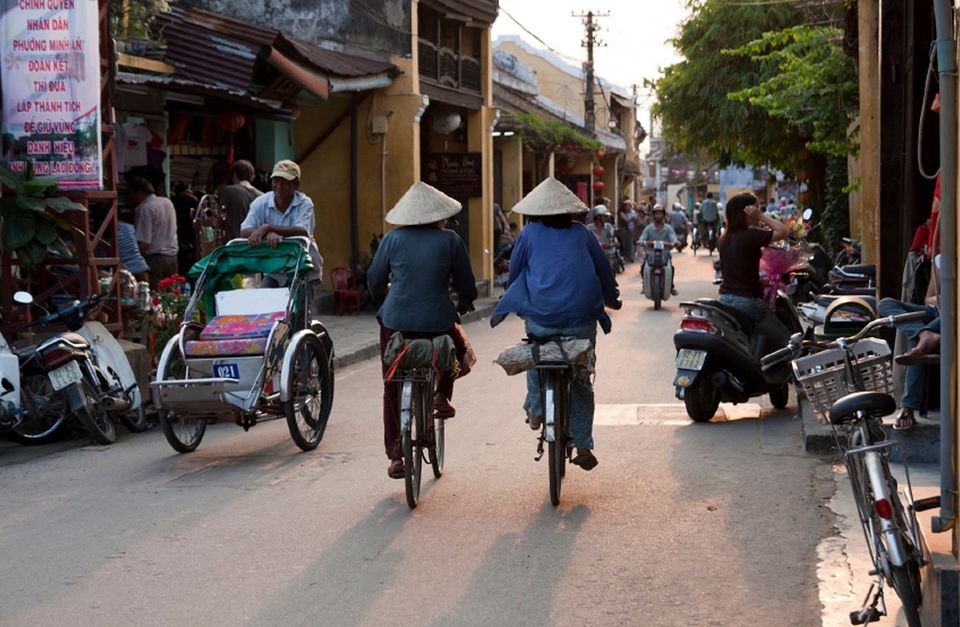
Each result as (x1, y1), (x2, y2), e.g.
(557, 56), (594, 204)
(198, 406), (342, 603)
(3, 209), (36, 250)
(34, 217), (58, 245)
(48, 237), (72, 258)
(44, 196), (87, 213)
(15, 195), (45, 212)
(16, 240), (48, 267)
(22, 178), (58, 197)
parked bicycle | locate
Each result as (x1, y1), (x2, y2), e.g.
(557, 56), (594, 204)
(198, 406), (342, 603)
(762, 312), (939, 626)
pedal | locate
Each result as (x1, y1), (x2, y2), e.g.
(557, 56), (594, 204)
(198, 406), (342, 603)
(914, 495), (941, 512)
(849, 608), (881, 624)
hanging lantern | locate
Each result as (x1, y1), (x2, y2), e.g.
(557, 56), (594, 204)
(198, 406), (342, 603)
(593, 179), (605, 192)
(795, 168), (809, 181)
(592, 165), (604, 178)
(595, 149), (606, 161)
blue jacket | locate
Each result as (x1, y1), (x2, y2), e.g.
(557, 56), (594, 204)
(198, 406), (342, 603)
(367, 225), (477, 332)
(492, 222), (619, 333)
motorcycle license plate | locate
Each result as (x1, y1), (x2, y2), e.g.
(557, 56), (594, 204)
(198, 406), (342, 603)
(213, 363), (240, 380)
(49, 360), (82, 391)
(675, 349), (707, 372)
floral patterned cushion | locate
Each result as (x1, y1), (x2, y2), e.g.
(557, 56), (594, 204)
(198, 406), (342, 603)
(199, 312), (285, 340)
(184, 337), (270, 357)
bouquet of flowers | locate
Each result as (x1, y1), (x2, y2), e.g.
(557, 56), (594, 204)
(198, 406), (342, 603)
(759, 247), (802, 304)
(151, 274), (191, 358)
(784, 214), (811, 241)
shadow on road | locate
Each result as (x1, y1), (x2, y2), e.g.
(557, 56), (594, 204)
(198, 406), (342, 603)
(430, 503), (591, 626)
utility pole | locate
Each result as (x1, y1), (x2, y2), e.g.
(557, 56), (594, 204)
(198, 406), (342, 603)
(573, 10), (608, 137)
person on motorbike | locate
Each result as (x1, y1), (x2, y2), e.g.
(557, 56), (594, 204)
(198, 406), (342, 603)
(590, 204), (620, 271)
(367, 182), (477, 479)
(670, 203), (690, 250)
(698, 192), (720, 247)
(637, 204), (679, 295)
(491, 178), (621, 471)
(717, 193), (790, 343)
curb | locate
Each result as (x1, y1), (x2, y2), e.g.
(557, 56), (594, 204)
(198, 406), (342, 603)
(330, 298), (499, 370)
(800, 397), (941, 463)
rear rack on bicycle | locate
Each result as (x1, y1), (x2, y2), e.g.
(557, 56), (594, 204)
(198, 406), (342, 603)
(385, 368), (435, 384)
(793, 338), (892, 422)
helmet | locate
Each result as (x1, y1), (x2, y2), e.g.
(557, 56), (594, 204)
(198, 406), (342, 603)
(673, 203), (682, 211)
(652, 203), (666, 215)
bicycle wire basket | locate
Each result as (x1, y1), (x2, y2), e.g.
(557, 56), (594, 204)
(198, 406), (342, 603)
(792, 337), (894, 422)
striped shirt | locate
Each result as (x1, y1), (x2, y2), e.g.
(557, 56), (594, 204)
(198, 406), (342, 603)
(118, 222), (150, 273)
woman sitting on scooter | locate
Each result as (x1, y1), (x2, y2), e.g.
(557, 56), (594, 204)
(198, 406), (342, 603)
(717, 193), (791, 343)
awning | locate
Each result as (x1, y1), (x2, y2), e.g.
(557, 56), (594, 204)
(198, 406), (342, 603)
(115, 71), (291, 114)
(150, 6), (399, 103)
(610, 92), (635, 109)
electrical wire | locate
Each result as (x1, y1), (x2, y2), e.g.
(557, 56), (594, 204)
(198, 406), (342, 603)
(498, 6), (583, 66)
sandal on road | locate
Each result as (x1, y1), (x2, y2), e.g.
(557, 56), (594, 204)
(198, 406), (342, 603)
(893, 408), (916, 431)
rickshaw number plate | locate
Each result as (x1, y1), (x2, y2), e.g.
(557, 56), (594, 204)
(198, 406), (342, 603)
(213, 363), (240, 380)
(49, 360), (82, 391)
(675, 349), (707, 371)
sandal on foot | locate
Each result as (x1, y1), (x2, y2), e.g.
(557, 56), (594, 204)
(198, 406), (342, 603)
(571, 451), (599, 471)
(526, 415), (543, 431)
(387, 459), (405, 479)
(893, 408), (916, 431)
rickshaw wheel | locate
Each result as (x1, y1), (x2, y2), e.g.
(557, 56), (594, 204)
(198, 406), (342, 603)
(284, 334), (333, 451)
(158, 339), (206, 453)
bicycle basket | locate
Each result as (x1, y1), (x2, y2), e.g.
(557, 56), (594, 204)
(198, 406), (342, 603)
(792, 337), (893, 422)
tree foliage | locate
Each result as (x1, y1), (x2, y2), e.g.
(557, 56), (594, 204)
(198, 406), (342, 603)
(652, 0), (805, 170)
(514, 112), (602, 179)
(726, 25), (859, 159)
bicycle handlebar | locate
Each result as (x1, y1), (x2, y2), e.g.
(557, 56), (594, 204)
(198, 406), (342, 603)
(759, 310), (929, 371)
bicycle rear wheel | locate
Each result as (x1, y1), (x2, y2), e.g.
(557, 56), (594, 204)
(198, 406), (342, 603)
(425, 377), (443, 479)
(402, 379), (423, 509)
(546, 374), (564, 506)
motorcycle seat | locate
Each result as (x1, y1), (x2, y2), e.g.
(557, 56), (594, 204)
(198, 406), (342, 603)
(697, 299), (756, 334)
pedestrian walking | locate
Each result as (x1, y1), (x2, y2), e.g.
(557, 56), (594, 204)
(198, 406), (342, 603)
(129, 176), (178, 288)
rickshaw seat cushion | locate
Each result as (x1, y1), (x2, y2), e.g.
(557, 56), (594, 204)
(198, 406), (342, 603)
(184, 336), (271, 357)
(199, 311), (285, 340)
(215, 287), (290, 316)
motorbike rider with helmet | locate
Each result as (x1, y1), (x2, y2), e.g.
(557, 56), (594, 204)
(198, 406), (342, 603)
(670, 202), (690, 250)
(637, 204), (679, 295)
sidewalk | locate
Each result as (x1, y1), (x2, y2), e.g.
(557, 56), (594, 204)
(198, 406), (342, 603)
(319, 293), (502, 370)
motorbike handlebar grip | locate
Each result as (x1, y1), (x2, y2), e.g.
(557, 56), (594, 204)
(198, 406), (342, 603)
(890, 311), (930, 325)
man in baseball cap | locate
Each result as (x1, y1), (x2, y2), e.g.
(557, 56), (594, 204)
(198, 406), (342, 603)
(241, 159), (323, 288)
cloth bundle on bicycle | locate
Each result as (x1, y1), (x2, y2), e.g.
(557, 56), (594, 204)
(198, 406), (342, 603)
(494, 339), (595, 376)
(383, 332), (457, 374)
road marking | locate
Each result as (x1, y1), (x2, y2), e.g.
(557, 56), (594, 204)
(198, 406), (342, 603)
(594, 402), (765, 426)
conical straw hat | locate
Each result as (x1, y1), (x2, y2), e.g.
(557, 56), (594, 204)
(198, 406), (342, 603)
(385, 181), (462, 225)
(510, 178), (588, 216)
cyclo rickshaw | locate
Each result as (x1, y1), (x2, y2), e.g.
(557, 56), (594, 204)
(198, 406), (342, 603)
(152, 237), (334, 453)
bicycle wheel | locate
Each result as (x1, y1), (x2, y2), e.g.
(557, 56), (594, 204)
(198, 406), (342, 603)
(158, 338), (206, 453)
(11, 375), (67, 444)
(402, 378), (423, 509)
(428, 380), (443, 479)
(283, 334), (334, 451)
(546, 373), (563, 506)
(890, 562), (923, 627)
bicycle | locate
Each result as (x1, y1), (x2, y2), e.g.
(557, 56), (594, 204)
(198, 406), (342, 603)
(527, 336), (577, 507)
(762, 312), (939, 626)
(392, 366), (443, 509)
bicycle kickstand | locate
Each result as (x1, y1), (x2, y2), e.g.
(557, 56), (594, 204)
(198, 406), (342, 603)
(849, 583), (884, 625)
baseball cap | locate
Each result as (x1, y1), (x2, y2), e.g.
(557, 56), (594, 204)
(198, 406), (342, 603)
(271, 159), (301, 181)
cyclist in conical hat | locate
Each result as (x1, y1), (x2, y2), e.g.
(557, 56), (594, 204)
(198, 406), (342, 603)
(368, 181), (478, 479)
(491, 178), (621, 471)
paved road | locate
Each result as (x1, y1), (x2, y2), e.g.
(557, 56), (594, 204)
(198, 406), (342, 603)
(0, 247), (835, 626)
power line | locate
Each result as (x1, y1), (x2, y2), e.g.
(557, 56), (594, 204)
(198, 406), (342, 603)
(498, 6), (577, 62)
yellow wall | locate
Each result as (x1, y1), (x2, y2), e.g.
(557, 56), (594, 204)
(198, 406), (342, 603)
(499, 135), (524, 211)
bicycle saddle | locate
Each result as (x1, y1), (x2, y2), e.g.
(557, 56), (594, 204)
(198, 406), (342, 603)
(829, 391), (896, 425)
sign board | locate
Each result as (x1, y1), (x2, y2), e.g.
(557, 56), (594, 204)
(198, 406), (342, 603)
(424, 153), (482, 198)
(0, 0), (102, 189)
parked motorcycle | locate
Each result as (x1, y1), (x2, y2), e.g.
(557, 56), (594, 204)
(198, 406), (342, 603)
(13, 291), (144, 444)
(0, 310), (22, 432)
(672, 293), (803, 422)
(641, 240), (674, 310)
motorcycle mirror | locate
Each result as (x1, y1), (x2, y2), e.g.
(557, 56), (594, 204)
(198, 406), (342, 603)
(802, 208), (813, 221)
(13, 291), (33, 305)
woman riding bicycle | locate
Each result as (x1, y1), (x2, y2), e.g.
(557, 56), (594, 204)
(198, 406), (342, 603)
(717, 192), (790, 344)
(491, 178), (621, 471)
(368, 182), (477, 479)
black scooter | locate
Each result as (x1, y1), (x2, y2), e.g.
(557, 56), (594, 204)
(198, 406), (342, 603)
(672, 293), (802, 422)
